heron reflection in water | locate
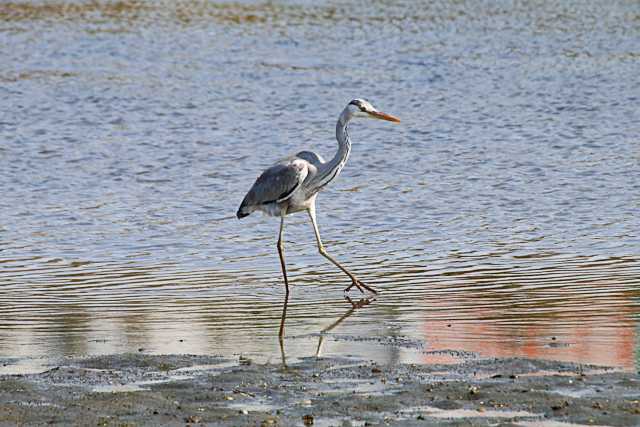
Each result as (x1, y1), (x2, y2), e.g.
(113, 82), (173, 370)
(237, 99), (400, 295)
(278, 293), (375, 366)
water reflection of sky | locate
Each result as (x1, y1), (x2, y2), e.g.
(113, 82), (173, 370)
(1, 1), (639, 369)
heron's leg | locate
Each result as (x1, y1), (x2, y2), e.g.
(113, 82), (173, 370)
(278, 291), (289, 367)
(279, 284), (289, 338)
(307, 207), (377, 294)
(277, 215), (290, 294)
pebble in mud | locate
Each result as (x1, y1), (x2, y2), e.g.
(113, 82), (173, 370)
(184, 415), (202, 423)
(260, 418), (277, 426)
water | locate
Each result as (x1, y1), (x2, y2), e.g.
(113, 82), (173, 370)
(1, 0), (639, 369)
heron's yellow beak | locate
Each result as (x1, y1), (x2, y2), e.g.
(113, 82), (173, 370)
(368, 110), (401, 123)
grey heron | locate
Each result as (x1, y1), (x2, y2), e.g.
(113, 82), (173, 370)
(237, 99), (400, 294)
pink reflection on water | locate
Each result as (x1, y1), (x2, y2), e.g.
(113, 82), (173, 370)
(421, 306), (637, 370)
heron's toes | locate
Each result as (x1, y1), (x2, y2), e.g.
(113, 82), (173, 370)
(344, 280), (364, 294)
(344, 279), (377, 295)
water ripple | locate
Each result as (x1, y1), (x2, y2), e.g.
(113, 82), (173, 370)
(1, 0), (639, 368)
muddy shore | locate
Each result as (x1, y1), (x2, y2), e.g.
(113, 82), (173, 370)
(1, 352), (639, 426)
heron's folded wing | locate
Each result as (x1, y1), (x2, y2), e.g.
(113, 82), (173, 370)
(240, 159), (309, 208)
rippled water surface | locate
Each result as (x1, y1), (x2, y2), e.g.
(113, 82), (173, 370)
(1, 0), (639, 369)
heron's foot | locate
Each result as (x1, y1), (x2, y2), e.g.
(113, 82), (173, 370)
(344, 278), (377, 294)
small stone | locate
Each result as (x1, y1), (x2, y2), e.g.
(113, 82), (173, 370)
(551, 400), (569, 411)
(302, 414), (314, 426)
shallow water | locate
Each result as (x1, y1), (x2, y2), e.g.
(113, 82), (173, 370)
(1, 1), (639, 369)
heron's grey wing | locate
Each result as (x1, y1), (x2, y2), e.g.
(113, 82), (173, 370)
(237, 159), (309, 218)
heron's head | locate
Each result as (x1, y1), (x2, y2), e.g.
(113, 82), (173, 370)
(346, 99), (401, 123)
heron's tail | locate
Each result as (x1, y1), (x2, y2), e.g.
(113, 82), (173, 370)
(236, 201), (251, 219)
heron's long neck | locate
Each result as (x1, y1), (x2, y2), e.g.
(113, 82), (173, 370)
(309, 113), (352, 192)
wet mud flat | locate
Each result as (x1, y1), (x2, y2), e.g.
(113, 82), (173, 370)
(1, 353), (639, 426)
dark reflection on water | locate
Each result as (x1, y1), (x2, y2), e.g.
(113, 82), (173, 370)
(1, 0), (639, 368)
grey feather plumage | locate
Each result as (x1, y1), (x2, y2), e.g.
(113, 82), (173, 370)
(236, 156), (313, 218)
(236, 105), (353, 220)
